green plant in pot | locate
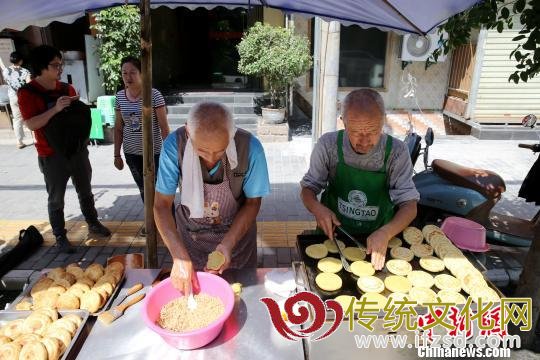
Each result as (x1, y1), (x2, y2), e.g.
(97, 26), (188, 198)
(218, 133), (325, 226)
(237, 22), (312, 124)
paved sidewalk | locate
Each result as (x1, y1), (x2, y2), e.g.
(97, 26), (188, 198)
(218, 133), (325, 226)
(0, 130), (314, 222)
(0, 130), (538, 280)
(0, 130), (317, 271)
(1, 130), (538, 222)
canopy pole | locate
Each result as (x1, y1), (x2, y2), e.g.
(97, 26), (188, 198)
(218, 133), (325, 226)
(311, 17), (321, 146)
(312, 18), (340, 143)
(140, 0), (157, 268)
(286, 14), (294, 119)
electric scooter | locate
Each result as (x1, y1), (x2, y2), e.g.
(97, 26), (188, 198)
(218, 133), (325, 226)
(405, 115), (540, 247)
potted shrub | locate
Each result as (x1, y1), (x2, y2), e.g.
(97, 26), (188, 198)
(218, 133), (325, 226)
(237, 22), (312, 124)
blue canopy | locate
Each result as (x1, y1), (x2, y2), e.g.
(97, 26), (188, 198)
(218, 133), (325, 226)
(1, 0), (481, 35)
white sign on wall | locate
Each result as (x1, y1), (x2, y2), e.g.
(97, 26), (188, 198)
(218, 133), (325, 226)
(0, 39), (15, 71)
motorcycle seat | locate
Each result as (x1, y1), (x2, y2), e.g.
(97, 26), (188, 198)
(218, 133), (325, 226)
(432, 159), (506, 199)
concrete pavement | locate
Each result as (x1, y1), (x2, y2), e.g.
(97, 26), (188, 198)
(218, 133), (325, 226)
(0, 128), (538, 271)
(1, 129), (537, 222)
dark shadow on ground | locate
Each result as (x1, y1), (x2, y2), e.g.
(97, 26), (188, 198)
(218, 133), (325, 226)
(289, 104), (312, 137)
(0, 184), (139, 191)
(68, 194), (145, 222)
(443, 114), (472, 135)
(494, 196), (539, 221)
(64, 183), (316, 223)
(257, 183), (313, 222)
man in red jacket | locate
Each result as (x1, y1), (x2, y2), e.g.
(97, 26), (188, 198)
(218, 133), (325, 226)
(18, 45), (110, 253)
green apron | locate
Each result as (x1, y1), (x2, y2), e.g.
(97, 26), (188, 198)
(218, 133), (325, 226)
(321, 130), (395, 235)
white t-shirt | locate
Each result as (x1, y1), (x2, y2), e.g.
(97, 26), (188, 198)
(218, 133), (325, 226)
(115, 88), (166, 155)
(2, 66), (30, 96)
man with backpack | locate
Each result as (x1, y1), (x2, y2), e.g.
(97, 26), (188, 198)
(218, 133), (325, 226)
(17, 45), (111, 253)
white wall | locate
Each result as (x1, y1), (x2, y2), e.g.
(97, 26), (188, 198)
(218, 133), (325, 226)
(383, 33), (451, 110)
(294, 17), (451, 112)
(473, 28), (540, 123)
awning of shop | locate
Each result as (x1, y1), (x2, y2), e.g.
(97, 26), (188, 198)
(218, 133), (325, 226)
(0, 0), (483, 268)
(1, 0), (481, 35)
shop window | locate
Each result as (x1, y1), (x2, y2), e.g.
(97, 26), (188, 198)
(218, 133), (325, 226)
(339, 25), (387, 88)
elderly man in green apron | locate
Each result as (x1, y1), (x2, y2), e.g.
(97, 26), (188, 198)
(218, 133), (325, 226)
(154, 102), (270, 294)
(301, 89), (419, 270)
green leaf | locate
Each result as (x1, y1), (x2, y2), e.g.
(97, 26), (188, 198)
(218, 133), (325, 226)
(237, 22), (311, 107)
(523, 38), (536, 51)
(93, 5), (141, 93)
(520, 72), (528, 82)
(512, 35), (526, 41)
(497, 21), (504, 33)
(433, 49), (440, 62)
(514, 0), (525, 13)
(501, 7), (510, 19)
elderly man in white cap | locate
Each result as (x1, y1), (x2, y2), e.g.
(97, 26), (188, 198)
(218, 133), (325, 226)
(154, 102), (270, 294)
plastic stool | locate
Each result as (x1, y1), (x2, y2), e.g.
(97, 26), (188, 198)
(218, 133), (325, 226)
(90, 108), (104, 145)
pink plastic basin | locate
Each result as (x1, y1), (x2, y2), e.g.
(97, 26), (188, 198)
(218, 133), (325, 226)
(141, 272), (235, 350)
(441, 216), (489, 252)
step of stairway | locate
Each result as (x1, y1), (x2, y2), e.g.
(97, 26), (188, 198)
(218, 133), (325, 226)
(167, 114), (259, 125)
(169, 122), (258, 136)
(167, 103), (258, 115)
(164, 92), (264, 106)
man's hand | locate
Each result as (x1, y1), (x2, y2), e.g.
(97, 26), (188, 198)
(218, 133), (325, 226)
(312, 203), (341, 240)
(366, 228), (391, 271)
(114, 157), (124, 170)
(54, 96), (74, 113)
(205, 243), (232, 275)
(170, 257), (200, 296)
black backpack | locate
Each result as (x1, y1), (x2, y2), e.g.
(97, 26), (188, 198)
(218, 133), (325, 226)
(0, 225), (44, 279)
(21, 82), (91, 158)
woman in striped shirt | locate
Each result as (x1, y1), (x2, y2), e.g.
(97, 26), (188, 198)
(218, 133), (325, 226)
(113, 56), (170, 203)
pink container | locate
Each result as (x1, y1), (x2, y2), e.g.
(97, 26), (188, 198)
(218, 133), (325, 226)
(441, 216), (489, 252)
(141, 272), (235, 350)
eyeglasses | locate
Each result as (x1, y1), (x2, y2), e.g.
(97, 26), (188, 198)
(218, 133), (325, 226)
(48, 62), (64, 70)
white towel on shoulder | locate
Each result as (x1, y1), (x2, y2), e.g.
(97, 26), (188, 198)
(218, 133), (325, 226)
(180, 129), (238, 218)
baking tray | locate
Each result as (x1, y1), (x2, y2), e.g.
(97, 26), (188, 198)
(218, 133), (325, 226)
(0, 309), (90, 360)
(295, 233), (504, 315)
(8, 269), (126, 316)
